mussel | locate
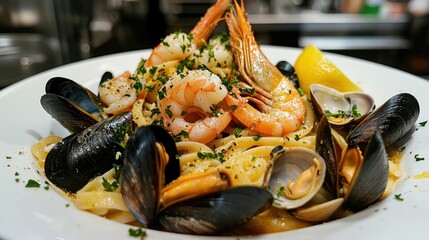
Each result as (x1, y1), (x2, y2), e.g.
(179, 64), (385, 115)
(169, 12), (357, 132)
(276, 60), (299, 89)
(347, 93), (420, 150)
(44, 112), (135, 193)
(121, 126), (273, 235)
(41, 77), (107, 133)
(310, 84), (374, 127)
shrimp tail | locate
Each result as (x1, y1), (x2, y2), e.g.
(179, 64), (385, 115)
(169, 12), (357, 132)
(190, 0), (231, 48)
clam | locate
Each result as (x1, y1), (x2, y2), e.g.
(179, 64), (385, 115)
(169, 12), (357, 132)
(44, 112), (134, 193)
(264, 146), (326, 210)
(41, 77), (107, 133)
(310, 84), (374, 126)
(121, 126), (273, 235)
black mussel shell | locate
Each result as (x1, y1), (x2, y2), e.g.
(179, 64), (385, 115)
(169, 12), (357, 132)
(100, 71), (113, 86)
(121, 125), (179, 227)
(45, 77), (106, 120)
(347, 93), (420, 150)
(157, 186), (273, 235)
(344, 129), (388, 212)
(44, 112), (134, 193)
(316, 115), (340, 197)
(276, 60), (299, 89)
(41, 93), (99, 133)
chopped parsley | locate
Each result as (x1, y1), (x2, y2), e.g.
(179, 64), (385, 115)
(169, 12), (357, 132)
(414, 154), (425, 161)
(197, 152), (218, 159)
(394, 193), (404, 201)
(25, 179), (40, 188)
(66, 203), (70, 207)
(6, 156), (11, 159)
(129, 228), (147, 237)
(176, 58), (195, 74)
(102, 177), (119, 192)
(239, 87), (255, 95)
(165, 105), (173, 118)
(115, 123), (132, 148)
(234, 126), (243, 137)
(398, 146), (406, 153)
(276, 186), (285, 198)
(325, 109), (347, 119)
(229, 104), (237, 112)
(297, 88), (305, 97)
(351, 104), (361, 118)
(253, 134), (261, 141)
(131, 76), (143, 91)
(294, 134), (301, 141)
(419, 120), (427, 127)
(173, 130), (189, 142)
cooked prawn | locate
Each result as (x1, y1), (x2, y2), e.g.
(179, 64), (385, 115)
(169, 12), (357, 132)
(144, 0), (230, 67)
(224, 0), (306, 136)
(158, 69), (232, 144)
(99, 71), (142, 115)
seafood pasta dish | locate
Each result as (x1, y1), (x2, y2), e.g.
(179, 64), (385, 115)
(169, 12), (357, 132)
(31, 0), (420, 236)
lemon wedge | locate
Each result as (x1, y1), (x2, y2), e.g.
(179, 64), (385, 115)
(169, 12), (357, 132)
(294, 45), (362, 97)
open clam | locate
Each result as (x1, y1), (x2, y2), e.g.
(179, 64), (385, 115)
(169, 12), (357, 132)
(264, 146), (326, 210)
(310, 84), (374, 126)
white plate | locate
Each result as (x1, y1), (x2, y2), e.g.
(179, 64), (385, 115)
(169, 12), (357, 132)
(0, 46), (428, 240)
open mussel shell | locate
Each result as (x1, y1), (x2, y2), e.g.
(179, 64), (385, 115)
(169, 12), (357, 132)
(41, 94), (100, 133)
(44, 112), (134, 193)
(100, 71), (113, 86)
(264, 146), (326, 210)
(42, 77), (108, 133)
(121, 125), (180, 227)
(341, 129), (389, 212)
(310, 84), (374, 126)
(276, 60), (299, 89)
(347, 93), (420, 150)
(45, 77), (107, 120)
(157, 186), (273, 235)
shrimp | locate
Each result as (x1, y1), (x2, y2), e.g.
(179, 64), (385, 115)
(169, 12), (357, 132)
(196, 33), (234, 77)
(144, 0), (230, 67)
(158, 69), (232, 144)
(99, 71), (142, 115)
(224, 0), (306, 136)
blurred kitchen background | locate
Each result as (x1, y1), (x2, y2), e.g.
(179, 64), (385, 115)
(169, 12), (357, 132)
(1, 0), (428, 88)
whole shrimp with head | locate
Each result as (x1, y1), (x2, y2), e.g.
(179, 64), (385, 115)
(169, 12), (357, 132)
(157, 69), (232, 144)
(224, 0), (306, 137)
(144, 0), (231, 68)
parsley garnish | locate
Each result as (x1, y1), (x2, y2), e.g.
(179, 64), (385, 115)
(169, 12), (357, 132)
(6, 156), (11, 159)
(419, 120), (427, 127)
(115, 123), (132, 148)
(297, 88), (304, 97)
(197, 152), (218, 159)
(294, 134), (300, 141)
(229, 105), (237, 112)
(234, 126), (243, 137)
(351, 104), (361, 118)
(325, 109), (347, 119)
(25, 179), (40, 188)
(253, 134), (261, 141)
(102, 177), (119, 192)
(173, 130), (189, 142)
(399, 146), (406, 153)
(239, 87), (255, 95)
(414, 154), (425, 161)
(394, 193), (404, 201)
(165, 105), (173, 118)
(276, 186), (285, 198)
(129, 228), (147, 237)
